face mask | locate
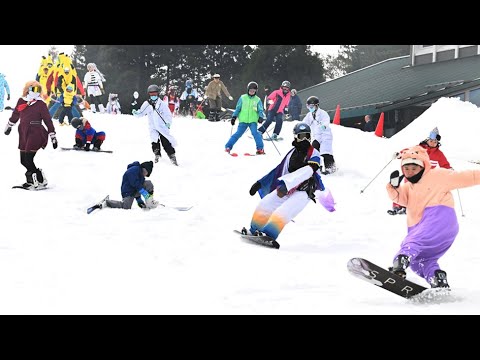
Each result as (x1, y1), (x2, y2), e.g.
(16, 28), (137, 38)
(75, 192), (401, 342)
(150, 95), (158, 101)
(308, 107), (316, 113)
(27, 91), (40, 101)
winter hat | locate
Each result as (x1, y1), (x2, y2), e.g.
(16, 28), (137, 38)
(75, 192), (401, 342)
(213, 74), (220, 78)
(428, 127), (441, 141)
(401, 158), (424, 167)
(291, 89), (297, 96)
(141, 161), (154, 177)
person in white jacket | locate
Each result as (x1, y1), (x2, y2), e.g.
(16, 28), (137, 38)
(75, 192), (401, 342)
(301, 96), (337, 174)
(132, 84), (178, 166)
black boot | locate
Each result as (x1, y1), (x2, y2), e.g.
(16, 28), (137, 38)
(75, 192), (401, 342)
(23, 171), (34, 188)
(74, 138), (83, 150)
(208, 109), (216, 122)
(389, 254), (410, 278)
(35, 168), (47, 186)
(169, 154), (178, 166)
(429, 270), (450, 288)
(93, 139), (103, 151)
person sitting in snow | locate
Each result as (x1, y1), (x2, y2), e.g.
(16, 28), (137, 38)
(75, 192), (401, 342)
(389, 127), (452, 215)
(244, 122), (335, 243)
(71, 117), (106, 151)
(99, 161), (160, 210)
(387, 145), (480, 288)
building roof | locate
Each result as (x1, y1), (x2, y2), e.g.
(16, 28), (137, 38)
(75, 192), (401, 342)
(299, 54), (480, 118)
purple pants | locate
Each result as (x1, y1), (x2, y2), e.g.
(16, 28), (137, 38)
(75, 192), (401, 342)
(394, 206), (459, 282)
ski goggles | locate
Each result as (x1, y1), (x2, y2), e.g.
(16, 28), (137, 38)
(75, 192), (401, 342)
(295, 132), (311, 141)
(29, 86), (41, 93)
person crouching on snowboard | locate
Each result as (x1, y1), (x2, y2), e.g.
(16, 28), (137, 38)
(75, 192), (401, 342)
(4, 81), (58, 189)
(102, 161), (159, 210)
(245, 123), (336, 242)
(387, 145), (480, 288)
(71, 117), (106, 151)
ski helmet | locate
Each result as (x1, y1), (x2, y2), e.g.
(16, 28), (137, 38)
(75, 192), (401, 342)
(147, 84), (160, 93)
(293, 122), (311, 135)
(247, 81), (258, 93)
(71, 117), (83, 129)
(306, 96), (320, 106)
(281, 80), (291, 89)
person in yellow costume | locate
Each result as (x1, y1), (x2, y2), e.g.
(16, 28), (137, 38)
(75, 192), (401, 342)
(36, 55), (55, 104)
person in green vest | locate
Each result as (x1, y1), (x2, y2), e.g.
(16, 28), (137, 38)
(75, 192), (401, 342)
(225, 82), (266, 155)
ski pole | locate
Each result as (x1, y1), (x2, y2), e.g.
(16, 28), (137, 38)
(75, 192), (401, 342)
(263, 129), (281, 156)
(457, 189), (465, 217)
(360, 155), (397, 194)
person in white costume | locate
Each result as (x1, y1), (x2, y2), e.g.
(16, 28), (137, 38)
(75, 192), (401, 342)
(83, 63), (105, 113)
(132, 84), (178, 166)
(301, 96), (337, 174)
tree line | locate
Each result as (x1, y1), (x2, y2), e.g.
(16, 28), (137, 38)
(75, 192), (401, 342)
(69, 45), (409, 111)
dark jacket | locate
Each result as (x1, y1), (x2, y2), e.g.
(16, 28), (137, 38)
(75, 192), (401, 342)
(121, 161), (146, 197)
(364, 119), (377, 132)
(288, 94), (302, 120)
(9, 98), (55, 151)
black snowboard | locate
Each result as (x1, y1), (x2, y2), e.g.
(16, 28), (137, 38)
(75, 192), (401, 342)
(61, 147), (113, 153)
(347, 257), (427, 299)
(234, 229), (280, 249)
(12, 184), (48, 191)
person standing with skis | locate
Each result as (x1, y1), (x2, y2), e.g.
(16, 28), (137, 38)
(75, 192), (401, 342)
(133, 84), (178, 166)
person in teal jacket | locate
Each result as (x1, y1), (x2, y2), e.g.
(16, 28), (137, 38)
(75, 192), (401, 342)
(225, 82), (266, 155)
(0, 73), (11, 112)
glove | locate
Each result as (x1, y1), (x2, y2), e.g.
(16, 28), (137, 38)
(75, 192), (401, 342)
(284, 107), (289, 114)
(145, 197), (159, 209)
(7, 94), (10, 101)
(392, 152), (401, 160)
(132, 109), (138, 115)
(166, 123), (171, 129)
(258, 117), (264, 124)
(231, 116), (236, 126)
(4, 121), (14, 135)
(139, 188), (151, 201)
(390, 170), (405, 188)
(249, 181), (261, 196)
(84, 143), (91, 152)
(228, 96), (233, 101)
(268, 99), (274, 105)
(276, 183), (288, 198)
(49, 132), (58, 149)
(136, 197), (147, 209)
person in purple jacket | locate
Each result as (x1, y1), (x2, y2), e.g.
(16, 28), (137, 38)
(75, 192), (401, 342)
(4, 81), (58, 190)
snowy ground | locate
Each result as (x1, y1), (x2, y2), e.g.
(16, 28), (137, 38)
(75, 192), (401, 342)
(1, 97), (479, 314)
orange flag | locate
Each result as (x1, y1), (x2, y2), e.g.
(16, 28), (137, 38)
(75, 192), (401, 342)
(375, 112), (384, 137)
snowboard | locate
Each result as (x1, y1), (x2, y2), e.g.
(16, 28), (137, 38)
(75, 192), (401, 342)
(87, 195), (109, 214)
(347, 257), (427, 299)
(233, 229), (280, 249)
(158, 204), (193, 211)
(61, 147), (113, 153)
(12, 184), (49, 191)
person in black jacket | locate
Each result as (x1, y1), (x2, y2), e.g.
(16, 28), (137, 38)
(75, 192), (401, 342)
(363, 115), (377, 132)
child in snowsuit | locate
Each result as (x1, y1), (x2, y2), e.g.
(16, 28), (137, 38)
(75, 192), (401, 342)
(57, 84), (77, 125)
(225, 81), (265, 155)
(246, 123), (335, 242)
(71, 117), (106, 151)
(0, 73), (11, 111)
(102, 161), (159, 210)
(387, 145), (480, 288)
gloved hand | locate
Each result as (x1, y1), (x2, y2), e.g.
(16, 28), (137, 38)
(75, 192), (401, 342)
(258, 117), (264, 124)
(392, 152), (401, 160)
(276, 183), (288, 198)
(231, 116), (236, 126)
(268, 99), (274, 105)
(84, 143), (91, 152)
(139, 188), (151, 201)
(249, 181), (261, 196)
(390, 170), (404, 188)
(4, 121), (14, 135)
(284, 107), (289, 114)
(228, 96), (233, 101)
(132, 109), (138, 115)
(49, 132), (58, 149)
(136, 197), (147, 209)
(7, 94), (10, 101)
(166, 123), (171, 129)
(145, 197), (159, 209)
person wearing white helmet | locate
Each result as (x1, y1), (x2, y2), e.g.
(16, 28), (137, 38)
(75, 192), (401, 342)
(205, 73), (234, 122)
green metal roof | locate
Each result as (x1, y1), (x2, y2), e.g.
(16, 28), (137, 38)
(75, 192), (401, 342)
(298, 55), (480, 118)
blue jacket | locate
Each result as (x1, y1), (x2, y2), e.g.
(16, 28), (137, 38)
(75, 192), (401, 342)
(121, 161), (146, 197)
(288, 95), (302, 120)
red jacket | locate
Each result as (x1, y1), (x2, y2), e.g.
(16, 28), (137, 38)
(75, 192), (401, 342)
(419, 141), (451, 169)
